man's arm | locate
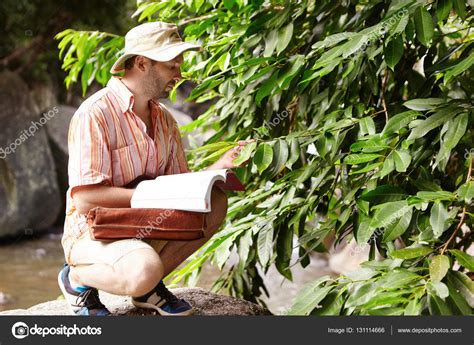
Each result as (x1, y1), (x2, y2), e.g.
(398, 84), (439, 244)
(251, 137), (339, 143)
(73, 185), (135, 215)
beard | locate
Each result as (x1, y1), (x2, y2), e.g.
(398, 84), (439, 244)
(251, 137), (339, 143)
(143, 68), (169, 100)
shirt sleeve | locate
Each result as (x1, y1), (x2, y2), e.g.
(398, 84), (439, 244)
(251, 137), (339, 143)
(162, 110), (191, 175)
(68, 104), (112, 195)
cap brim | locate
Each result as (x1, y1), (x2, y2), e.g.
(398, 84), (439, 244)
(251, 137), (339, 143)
(110, 42), (202, 74)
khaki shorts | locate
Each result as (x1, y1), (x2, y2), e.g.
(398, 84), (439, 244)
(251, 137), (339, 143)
(67, 232), (168, 267)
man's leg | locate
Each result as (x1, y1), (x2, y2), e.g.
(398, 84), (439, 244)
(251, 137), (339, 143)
(69, 247), (164, 297)
(156, 185), (228, 276)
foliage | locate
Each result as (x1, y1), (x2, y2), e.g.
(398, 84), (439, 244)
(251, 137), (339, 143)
(0, 0), (132, 81)
(56, 0), (474, 315)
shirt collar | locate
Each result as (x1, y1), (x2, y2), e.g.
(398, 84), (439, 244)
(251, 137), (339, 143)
(107, 76), (135, 113)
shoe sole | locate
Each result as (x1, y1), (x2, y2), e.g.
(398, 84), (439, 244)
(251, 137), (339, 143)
(57, 270), (81, 315)
(131, 299), (194, 316)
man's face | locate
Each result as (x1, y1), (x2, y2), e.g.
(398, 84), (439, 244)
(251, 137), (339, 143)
(142, 54), (183, 99)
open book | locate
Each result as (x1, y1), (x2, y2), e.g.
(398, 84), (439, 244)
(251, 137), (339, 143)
(130, 169), (245, 212)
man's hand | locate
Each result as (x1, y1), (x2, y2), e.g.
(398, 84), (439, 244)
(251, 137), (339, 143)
(205, 139), (256, 170)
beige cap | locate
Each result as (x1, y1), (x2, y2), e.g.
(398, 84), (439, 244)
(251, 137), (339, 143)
(110, 21), (201, 74)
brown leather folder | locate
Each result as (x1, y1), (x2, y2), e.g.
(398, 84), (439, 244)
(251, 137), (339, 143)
(87, 207), (206, 241)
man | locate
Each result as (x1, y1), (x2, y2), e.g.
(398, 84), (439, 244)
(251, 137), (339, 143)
(58, 22), (252, 316)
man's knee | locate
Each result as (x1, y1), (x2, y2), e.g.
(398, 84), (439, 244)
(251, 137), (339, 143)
(115, 249), (163, 296)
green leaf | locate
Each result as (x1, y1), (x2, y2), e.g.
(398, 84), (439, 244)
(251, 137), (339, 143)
(344, 153), (383, 165)
(414, 6), (434, 47)
(255, 72), (279, 105)
(351, 137), (388, 153)
(296, 159), (318, 185)
(382, 111), (420, 136)
(449, 250), (474, 271)
(427, 281), (449, 299)
(311, 291), (346, 316)
(453, 0), (466, 19)
(435, 113), (469, 169)
(341, 35), (368, 58)
(276, 225), (293, 280)
(390, 12), (409, 36)
(276, 23), (294, 55)
(80, 62), (93, 97)
(287, 276), (334, 315)
(429, 201), (449, 238)
(264, 29), (278, 57)
(391, 246), (432, 259)
(311, 32), (356, 50)
(349, 162), (382, 175)
(233, 141), (257, 166)
(277, 55), (304, 89)
(223, 0), (235, 10)
(382, 207), (413, 242)
(257, 221), (274, 267)
(358, 116), (376, 136)
(403, 98), (445, 111)
(443, 113), (468, 149)
(446, 271), (474, 308)
(407, 107), (454, 140)
(428, 294), (452, 315)
(393, 149), (411, 172)
(253, 143), (273, 174)
(345, 282), (378, 308)
(214, 235), (236, 269)
(430, 255), (450, 282)
(358, 200), (412, 243)
(404, 298), (422, 315)
(375, 269), (422, 289)
(190, 141), (235, 154)
(446, 283), (473, 315)
(416, 191), (455, 202)
(362, 292), (410, 310)
(360, 185), (407, 204)
(217, 52), (231, 71)
(237, 230), (253, 267)
(436, 0), (452, 22)
(444, 54), (474, 84)
(266, 139), (289, 178)
(384, 35), (404, 70)
(286, 138), (300, 168)
(456, 181), (474, 204)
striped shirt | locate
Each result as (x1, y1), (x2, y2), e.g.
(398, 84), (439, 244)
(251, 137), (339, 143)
(62, 76), (190, 261)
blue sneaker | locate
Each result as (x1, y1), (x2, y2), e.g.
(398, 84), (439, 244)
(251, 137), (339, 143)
(57, 264), (110, 316)
(132, 281), (193, 316)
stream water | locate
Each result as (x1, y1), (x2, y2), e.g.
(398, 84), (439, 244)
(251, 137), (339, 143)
(0, 228), (333, 315)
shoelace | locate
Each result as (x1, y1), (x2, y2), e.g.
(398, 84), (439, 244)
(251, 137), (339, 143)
(75, 288), (106, 310)
(155, 282), (179, 304)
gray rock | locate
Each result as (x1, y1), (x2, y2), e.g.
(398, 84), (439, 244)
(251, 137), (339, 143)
(45, 105), (76, 224)
(46, 105), (76, 154)
(29, 80), (58, 117)
(0, 71), (61, 238)
(0, 288), (271, 316)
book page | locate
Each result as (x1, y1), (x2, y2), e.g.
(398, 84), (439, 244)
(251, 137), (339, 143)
(131, 169), (228, 211)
